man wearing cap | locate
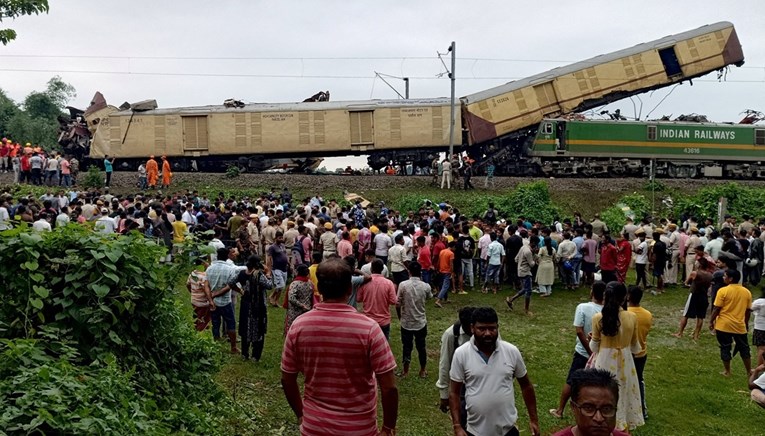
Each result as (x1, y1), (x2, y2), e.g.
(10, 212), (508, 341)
(684, 227), (702, 281)
(665, 223), (681, 285)
(160, 156), (172, 189)
(146, 156), (159, 189)
(441, 157), (452, 189)
(320, 222), (339, 261)
(95, 207), (116, 234)
(590, 214), (608, 240)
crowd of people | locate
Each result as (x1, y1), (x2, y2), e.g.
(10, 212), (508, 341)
(0, 138), (81, 187)
(2, 140), (176, 191)
(3, 183), (765, 435)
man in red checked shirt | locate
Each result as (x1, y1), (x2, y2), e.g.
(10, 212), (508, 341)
(281, 258), (399, 436)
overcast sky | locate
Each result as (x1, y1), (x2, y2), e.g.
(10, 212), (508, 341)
(2, 1), (764, 169)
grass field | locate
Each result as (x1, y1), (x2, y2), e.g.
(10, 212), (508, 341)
(206, 278), (763, 436)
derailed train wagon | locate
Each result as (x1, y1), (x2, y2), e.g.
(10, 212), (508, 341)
(461, 21), (744, 173)
(74, 22), (744, 174)
(86, 97), (459, 172)
(529, 118), (765, 179)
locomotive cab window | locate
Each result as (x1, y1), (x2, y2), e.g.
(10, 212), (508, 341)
(542, 122), (553, 135)
(647, 125), (657, 141)
(756, 129), (765, 146)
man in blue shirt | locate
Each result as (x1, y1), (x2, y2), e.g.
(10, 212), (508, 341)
(104, 155), (115, 187)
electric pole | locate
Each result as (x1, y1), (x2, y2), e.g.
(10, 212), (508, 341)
(448, 41), (456, 159)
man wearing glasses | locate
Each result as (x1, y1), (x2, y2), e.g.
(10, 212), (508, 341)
(552, 368), (628, 436)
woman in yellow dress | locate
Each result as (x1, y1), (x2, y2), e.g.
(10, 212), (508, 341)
(589, 281), (644, 431)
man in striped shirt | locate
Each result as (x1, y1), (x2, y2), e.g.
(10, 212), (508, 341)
(281, 258), (399, 436)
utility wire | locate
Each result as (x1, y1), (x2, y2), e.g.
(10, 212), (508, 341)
(0, 67), (762, 83)
(0, 53), (762, 69)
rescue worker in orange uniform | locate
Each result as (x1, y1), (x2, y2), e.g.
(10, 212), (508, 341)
(146, 155), (159, 189)
(161, 155), (172, 189)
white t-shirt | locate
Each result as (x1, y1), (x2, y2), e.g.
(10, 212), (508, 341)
(635, 241), (649, 264)
(0, 206), (10, 230)
(574, 302), (603, 357)
(487, 240), (506, 266)
(374, 232), (393, 256)
(32, 219), (51, 232)
(450, 337), (527, 435)
(753, 371), (765, 390)
(361, 261), (389, 278)
(752, 298), (765, 331)
(56, 213), (70, 228)
(95, 215), (116, 234)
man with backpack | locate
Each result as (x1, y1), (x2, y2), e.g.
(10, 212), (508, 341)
(436, 307), (475, 428)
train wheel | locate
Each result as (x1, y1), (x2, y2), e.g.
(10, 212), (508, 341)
(688, 166), (698, 179)
(667, 165), (679, 178)
(609, 166), (625, 178)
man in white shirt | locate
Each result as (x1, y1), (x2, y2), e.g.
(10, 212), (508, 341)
(181, 203), (197, 227)
(450, 307), (540, 436)
(388, 234), (408, 285)
(95, 208), (116, 234)
(361, 250), (389, 278)
(32, 213), (52, 232)
(634, 230), (649, 288)
(56, 206), (71, 228)
(0, 197), (11, 230)
(436, 306), (475, 427)
(705, 230), (723, 261)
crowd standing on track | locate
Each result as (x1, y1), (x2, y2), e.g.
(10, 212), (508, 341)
(4, 179), (765, 435)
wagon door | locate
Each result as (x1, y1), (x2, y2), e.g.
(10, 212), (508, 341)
(349, 111), (374, 150)
(182, 116), (209, 152)
(533, 81), (561, 118)
(658, 45), (683, 80)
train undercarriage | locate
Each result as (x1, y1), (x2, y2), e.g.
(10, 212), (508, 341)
(532, 157), (765, 179)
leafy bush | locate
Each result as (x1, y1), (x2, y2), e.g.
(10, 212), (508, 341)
(0, 225), (248, 434)
(0, 338), (161, 434)
(670, 182), (765, 225)
(619, 193), (651, 220)
(643, 179), (666, 192)
(224, 165), (241, 178)
(601, 205), (629, 236)
(392, 181), (561, 225)
(81, 165), (104, 189)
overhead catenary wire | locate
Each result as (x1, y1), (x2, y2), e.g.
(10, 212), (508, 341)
(0, 66), (762, 84)
(0, 53), (763, 70)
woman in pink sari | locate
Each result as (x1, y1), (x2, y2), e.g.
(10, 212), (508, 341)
(616, 232), (632, 283)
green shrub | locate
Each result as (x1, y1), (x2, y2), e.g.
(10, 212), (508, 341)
(224, 165), (241, 178)
(0, 225), (248, 434)
(392, 181), (561, 225)
(81, 165), (104, 189)
(643, 179), (666, 192)
(670, 182), (765, 225)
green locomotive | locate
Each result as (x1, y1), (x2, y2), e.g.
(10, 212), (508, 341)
(529, 118), (765, 178)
